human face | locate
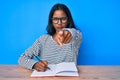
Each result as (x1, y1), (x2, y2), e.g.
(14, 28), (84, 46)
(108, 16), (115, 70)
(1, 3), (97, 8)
(52, 10), (68, 32)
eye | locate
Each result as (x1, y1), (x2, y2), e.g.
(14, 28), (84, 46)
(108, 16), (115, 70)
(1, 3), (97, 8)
(61, 17), (68, 20)
(52, 18), (59, 20)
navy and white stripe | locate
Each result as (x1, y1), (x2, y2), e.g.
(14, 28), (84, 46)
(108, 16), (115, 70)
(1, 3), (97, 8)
(18, 28), (82, 69)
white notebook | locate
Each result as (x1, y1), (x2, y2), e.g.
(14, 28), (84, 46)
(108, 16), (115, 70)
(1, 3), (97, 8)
(31, 62), (79, 77)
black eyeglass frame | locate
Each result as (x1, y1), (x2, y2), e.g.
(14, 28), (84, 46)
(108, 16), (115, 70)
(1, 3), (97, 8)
(51, 17), (68, 24)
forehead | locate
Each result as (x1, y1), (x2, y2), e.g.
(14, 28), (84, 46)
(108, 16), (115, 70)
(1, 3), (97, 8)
(53, 10), (67, 17)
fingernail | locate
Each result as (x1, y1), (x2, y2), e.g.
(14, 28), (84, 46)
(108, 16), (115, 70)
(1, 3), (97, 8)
(59, 44), (62, 47)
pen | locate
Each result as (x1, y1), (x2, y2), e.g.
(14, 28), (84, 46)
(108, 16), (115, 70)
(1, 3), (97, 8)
(35, 55), (40, 61)
(34, 55), (51, 70)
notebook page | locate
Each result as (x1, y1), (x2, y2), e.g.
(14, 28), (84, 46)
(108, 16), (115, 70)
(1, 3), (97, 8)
(55, 62), (78, 74)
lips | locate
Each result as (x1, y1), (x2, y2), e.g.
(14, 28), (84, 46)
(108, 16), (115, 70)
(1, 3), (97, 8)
(57, 27), (63, 29)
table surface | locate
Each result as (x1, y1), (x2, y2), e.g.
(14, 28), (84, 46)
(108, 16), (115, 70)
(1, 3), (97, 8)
(0, 65), (120, 80)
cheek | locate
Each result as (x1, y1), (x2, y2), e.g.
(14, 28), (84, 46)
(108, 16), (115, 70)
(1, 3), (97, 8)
(62, 23), (68, 28)
(52, 24), (56, 28)
(62, 24), (68, 28)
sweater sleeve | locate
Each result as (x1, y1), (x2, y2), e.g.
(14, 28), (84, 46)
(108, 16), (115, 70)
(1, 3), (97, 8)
(18, 35), (47, 70)
(63, 28), (82, 64)
(18, 39), (41, 69)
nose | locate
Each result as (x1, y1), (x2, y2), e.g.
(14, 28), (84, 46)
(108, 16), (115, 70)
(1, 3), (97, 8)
(57, 19), (62, 25)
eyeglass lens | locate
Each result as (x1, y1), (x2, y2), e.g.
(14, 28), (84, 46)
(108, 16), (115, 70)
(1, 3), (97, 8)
(52, 17), (68, 24)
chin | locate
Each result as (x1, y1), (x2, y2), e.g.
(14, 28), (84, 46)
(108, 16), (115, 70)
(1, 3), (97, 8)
(57, 28), (64, 31)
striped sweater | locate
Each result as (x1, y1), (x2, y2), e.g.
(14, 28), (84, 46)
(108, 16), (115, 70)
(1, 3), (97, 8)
(18, 28), (82, 69)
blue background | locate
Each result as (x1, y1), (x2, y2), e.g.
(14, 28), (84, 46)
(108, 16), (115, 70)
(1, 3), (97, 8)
(0, 0), (120, 65)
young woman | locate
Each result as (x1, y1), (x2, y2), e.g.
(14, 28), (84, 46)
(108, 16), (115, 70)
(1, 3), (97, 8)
(18, 3), (82, 71)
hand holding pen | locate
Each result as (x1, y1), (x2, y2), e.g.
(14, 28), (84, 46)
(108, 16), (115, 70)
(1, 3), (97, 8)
(32, 55), (51, 71)
(33, 60), (49, 72)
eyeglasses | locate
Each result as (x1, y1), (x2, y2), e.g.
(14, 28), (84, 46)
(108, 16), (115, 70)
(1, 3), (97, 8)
(51, 17), (68, 24)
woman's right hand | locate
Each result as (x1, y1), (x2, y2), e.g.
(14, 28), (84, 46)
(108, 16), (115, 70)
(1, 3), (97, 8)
(54, 30), (72, 47)
(33, 60), (48, 71)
